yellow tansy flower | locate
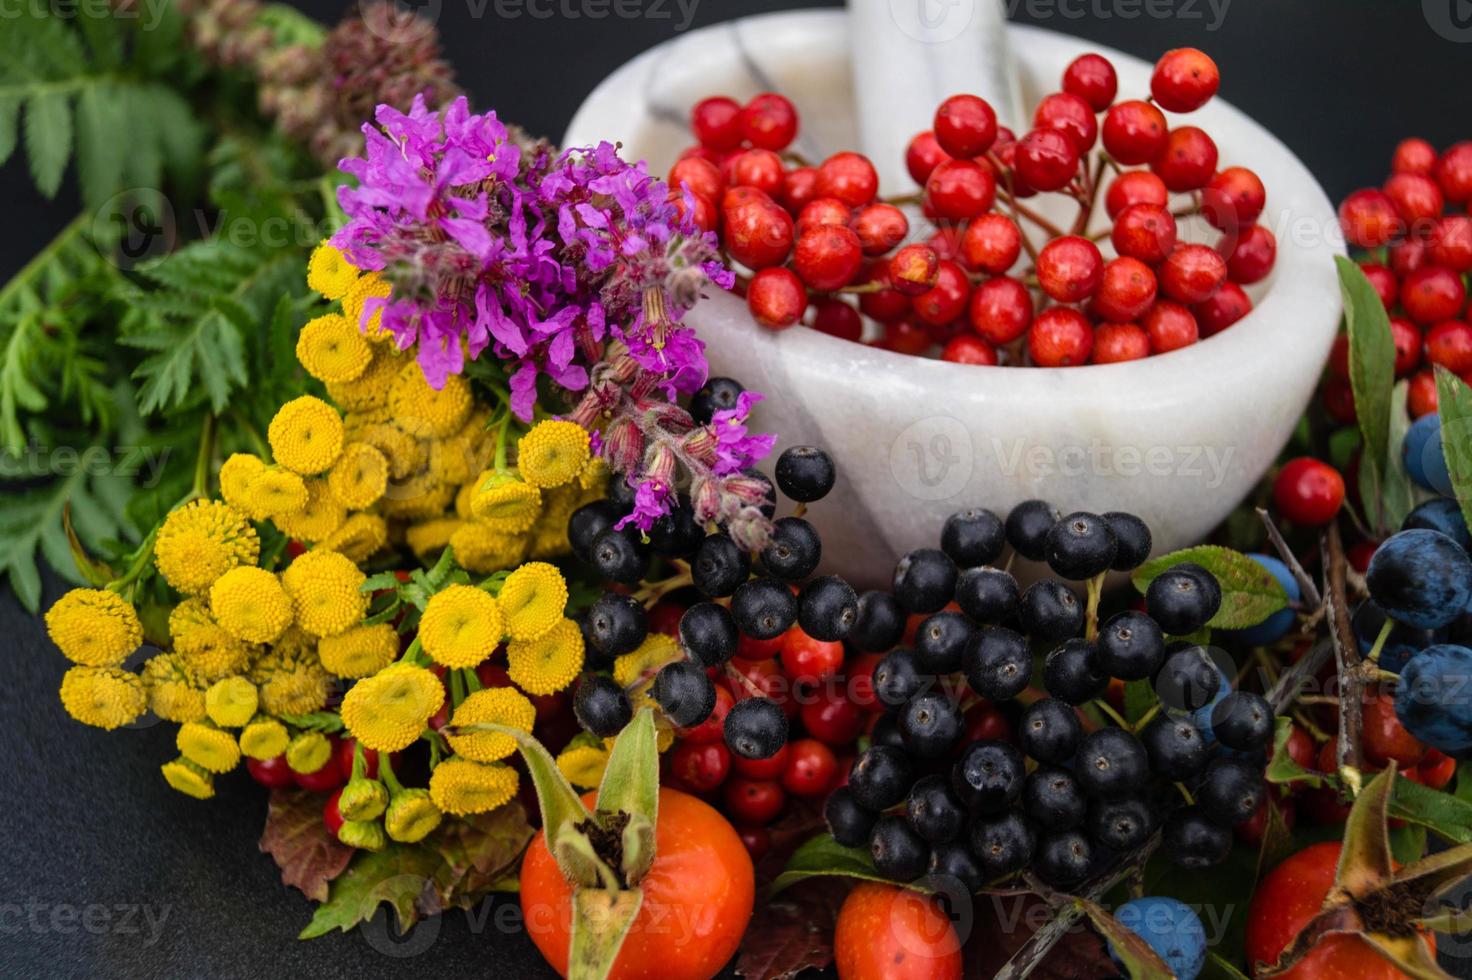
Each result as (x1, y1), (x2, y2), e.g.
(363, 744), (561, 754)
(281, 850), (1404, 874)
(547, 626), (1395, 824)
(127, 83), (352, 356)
(378, 473), (456, 521)
(470, 471), (542, 532)
(319, 513), (389, 564)
(446, 687), (535, 762)
(161, 757), (214, 799)
(250, 635), (332, 716)
(59, 666), (146, 730)
(328, 347), (402, 410)
(244, 466), (309, 520)
(448, 523), (527, 574)
(210, 566), (293, 644)
(155, 500), (259, 596)
(286, 731), (332, 773)
(178, 720), (242, 772)
(350, 421), (424, 480)
(517, 420), (591, 488)
(280, 550), (367, 637)
(405, 517), (462, 559)
(556, 743), (609, 789)
(318, 623), (399, 679)
(141, 654), (207, 723)
(388, 363), (471, 438)
(328, 442), (389, 509)
(579, 456), (610, 494)
(239, 715), (290, 759)
(385, 789), (443, 843)
(429, 758), (518, 816)
(342, 271), (392, 342)
(297, 313), (371, 384)
(419, 584), (503, 668)
(497, 561), (568, 641)
(268, 396), (344, 476)
(338, 819), (387, 852)
(613, 632), (681, 689)
(306, 240), (358, 300)
(273, 479), (346, 544)
(204, 675), (258, 727)
(45, 588), (142, 667)
(218, 453), (266, 513)
(339, 777), (389, 821)
(506, 618), (584, 695)
(170, 599), (253, 683)
(340, 663), (444, 752)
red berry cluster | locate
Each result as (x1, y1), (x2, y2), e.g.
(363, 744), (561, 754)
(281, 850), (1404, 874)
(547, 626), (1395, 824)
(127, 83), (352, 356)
(1334, 138), (1472, 419)
(672, 49), (1276, 367)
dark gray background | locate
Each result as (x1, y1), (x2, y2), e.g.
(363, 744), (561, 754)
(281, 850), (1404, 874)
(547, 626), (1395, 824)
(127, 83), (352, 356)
(5, 1), (1472, 977)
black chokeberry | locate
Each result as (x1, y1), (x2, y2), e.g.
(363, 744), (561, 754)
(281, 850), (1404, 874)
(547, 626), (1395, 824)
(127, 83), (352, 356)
(969, 810), (1036, 877)
(906, 774), (966, 843)
(1042, 639), (1108, 704)
(651, 660), (716, 728)
(1074, 728), (1149, 799)
(573, 675), (633, 738)
(869, 713), (906, 749)
(798, 575), (859, 642)
(605, 475), (637, 509)
(692, 533), (750, 598)
(871, 814), (929, 882)
(850, 590), (906, 651)
(723, 697), (788, 760)
(731, 577), (798, 640)
(962, 626), (1032, 701)
(690, 376), (743, 425)
(1103, 512), (1153, 570)
(1096, 611), (1166, 681)
(900, 692), (963, 759)
(941, 508), (1005, 568)
(1024, 766), (1087, 831)
(1006, 499), (1059, 561)
(1155, 645), (1225, 713)
(1088, 796), (1154, 851)
(873, 648), (927, 710)
(952, 739), (1025, 812)
(648, 496), (704, 558)
(1140, 715), (1209, 780)
(591, 526), (649, 585)
(1019, 580), (1083, 644)
(1019, 698), (1083, 765)
(1163, 805), (1232, 869)
(1044, 512), (1118, 580)
(1034, 830), (1094, 888)
(914, 611), (974, 674)
(1197, 757), (1266, 827)
(1146, 565), (1221, 635)
(849, 745), (914, 811)
(1176, 562), (1224, 611)
(892, 548), (958, 614)
(929, 842), (984, 894)
(569, 500), (622, 563)
(761, 517), (822, 580)
(587, 592), (648, 659)
(774, 446), (836, 503)
(825, 786), (877, 847)
(1210, 691), (1274, 751)
(954, 566), (1020, 624)
(679, 602), (739, 667)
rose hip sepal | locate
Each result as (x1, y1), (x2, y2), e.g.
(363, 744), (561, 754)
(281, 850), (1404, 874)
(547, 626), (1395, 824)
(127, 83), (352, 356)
(1250, 766), (1470, 978)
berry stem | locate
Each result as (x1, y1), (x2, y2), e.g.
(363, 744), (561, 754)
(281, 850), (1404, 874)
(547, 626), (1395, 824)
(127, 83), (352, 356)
(1130, 702), (1161, 733)
(1173, 781), (1196, 805)
(1365, 617), (1394, 664)
(1084, 572), (1104, 641)
(722, 662), (767, 701)
(995, 187), (1068, 241)
(1069, 154), (1108, 237)
(1093, 698), (1129, 731)
(880, 192), (924, 207)
(1321, 523), (1369, 777)
(633, 569), (693, 607)
(1255, 507), (1323, 607)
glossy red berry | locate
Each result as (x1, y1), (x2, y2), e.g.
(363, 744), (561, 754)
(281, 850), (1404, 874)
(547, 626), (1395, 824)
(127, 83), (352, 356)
(1429, 215), (1472, 272)
(691, 96), (744, 151)
(856, 262), (912, 322)
(1016, 128), (1080, 192)
(1202, 166), (1267, 231)
(747, 267), (807, 329)
(1193, 281), (1253, 337)
(781, 739), (838, 798)
(668, 156), (724, 204)
(741, 93), (799, 151)
(796, 197), (852, 235)
(1436, 142), (1472, 204)
(925, 159), (997, 221)
(960, 213), (1022, 275)
(816, 152), (879, 208)
(672, 192), (717, 233)
(1322, 376), (1356, 424)
(1112, 203), (1177, 265)
(1390, 317), (1423, 376)
(1143, 300), (1199, 354)
(881, 318), (933, 355)
(1152, 127), (1218, 192)
(247, 754), (297, 789)
(852, 203), (909, 256)
(1392, 138), (1438, 176)
(1092, 322), (1151, 363)
(942, 333), (1000, 365)
(723, 200), (794, 270)
(1160, 244), (1228, 304)
(1427, 320), (1472, 373)
(729, 148), (785, 197)
(1222, 225), (1277, 285)
(1389, 236), (1428, 278)
(322, 790), (345, 836)
(1384, 172), (1444, 227)
(723, 777), (786, 825)
(969, 275), (1034, 345)
(1028, 307), (1093, 367)
(801, 687), (864, 746)
(911, 260), (972, 327)
(794, 224), (864, 292)
(679, 683), (734, 744)
(1273, 458), (1345, 526)
(1093, 257), (1158, 323)
(1062, 53), (1118, 112)
(1033, 92), (1097, 152)
(889, 243), (941, 296)
(1409, 368), (1439, 417)
(1037, 235), (1103, 304)
(780, 627), (846, 684)
(1360, 263), (1399, 309)
(335, 737), (379, 781)
(1150, 48), (1220, 113)
(926, 225), (964, 263)
(810, 298), (863, 342)
(1338, 188), (1402, 249)
(1401, 265), (1467, 324)
(670, 739), (732, 793)
(1103, 100), (1169, 166)
(934, 94), (998, 158)
(780, 166), (819, 213)
(1105, 170), (1169, 220)
(729, 739), (788, 780)
(905, 130), (951, 186)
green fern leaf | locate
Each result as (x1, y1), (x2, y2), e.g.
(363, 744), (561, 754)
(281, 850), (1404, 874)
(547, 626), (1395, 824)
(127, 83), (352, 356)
(24, 91), (72, 198)
(0, 95), (18, 167)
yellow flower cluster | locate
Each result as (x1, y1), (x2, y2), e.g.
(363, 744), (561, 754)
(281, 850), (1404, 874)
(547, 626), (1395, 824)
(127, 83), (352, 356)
(44, 589), (142, 667)
(341, 662), (445, 753)
(155, 500), (259, 596)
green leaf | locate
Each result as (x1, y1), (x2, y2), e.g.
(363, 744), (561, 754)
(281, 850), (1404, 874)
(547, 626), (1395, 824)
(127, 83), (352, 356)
(770, 834), (892, 896)
(1380, 380), (1416, 531)
(425, 802), (535, 911)
(0, 95), (19, 166)
(1123, 679), (1155, 726)
(1132, 545), (1289, 630)
(23, 91), (72, 198)
(1078, 897), (1173, 980)
(1205, 951), (1252, 980)
(74, 85), (128, 217)
(1389, 775), (1472, 844)
(1434, 367), (1472, 534)
(569, 888), (643, 980)
(1338, 255), (1396, 531)
(298, 844), (443, 939)
(280, 711), (345, 734)
(1390, 824), (1428, 866)
(1265, 715), (1322, 789)
(596, 707), (659, 884)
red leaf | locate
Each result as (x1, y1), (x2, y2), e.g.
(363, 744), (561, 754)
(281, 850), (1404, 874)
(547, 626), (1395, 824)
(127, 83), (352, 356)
(259, 789), (354, 903)
(734, 878), (851, 980)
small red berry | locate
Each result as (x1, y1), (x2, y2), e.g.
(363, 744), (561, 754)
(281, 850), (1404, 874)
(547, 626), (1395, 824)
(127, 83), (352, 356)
(852, 203), (909, 256)
(1102, 100), (1169, 166)
(794, 224), (864, 292)
(933, 94), (998, 158)
(1105, 170), (1169, 219)
(335, 737), (378, 781)
(800, 687), (864, 746)
(1062, 53), (1118, 112)
(889, 243), (941, 295)
(1112, 203), (1177, 264)
(856, 262), (912, 322)
(723, 200), (793, 270)
(747, 267), (807, 329)
(672, 192), (717, 233)
(721, 185), (770, 214)
(1390, 317), (1423, 376)
(1202, 166), (1267, 231)
(295, 757), (347, 794)
(881, 318), (933, 356)
(691, 96), (744, 151)
(911, 260), (972, 326)
(1338, 188), (1402, 249)
(735, 633), (783, 662)
(1409, 368), (1439, 417)
(1150, 48), (1220, 113)
(731, 741), (788, 780)
(741, 92), (799, 151)
(723, 777), (786, 825)
(1392, 138), (1438, 176)
(942, 333), (1000, 365)
(323, 790), (345, 836)
(905, 130), (951, 186)
(247, 754), (297, 790)
(1389, 236), (1428, 278)
(816, 151), (879, 208)
(1016, 127), (1080, 192)
(1426, 320), (1472, 373)
(1159, 244), (1228, 304)
(780, 627), (845, 684)
(1436, 141), (1472, 204)
(1143, 300), (1200, 354)
(810, 298), (863, 342)
(1221, 224), (1277, 285)
(1033, 91), (1098, 152)
(1028, 307), (1094, 367)
(781, 738), (838, 798)
(960, 213), (1022, 274)
(963, 701), (1013, 744)
(1401, 265), (1467, 324)
(670, 739), (732, 793)
(926, 225), (964, 263)
(969, 275), (1034, 345)
(680, 684), (734, 744)
(1193, 281), (1253, 337)
(1328, 333), (1351, 381)
(1152, 127), (1219, 192)
(668, 156), (724, 204)
(728, 148), (786, 197)
(736, 825), (771, 861)
(780, 166), (819, 214)
(1091, 322), (1151, 363)
(1273, 457), (1345, 526)
(796, 197), (852, 235)
(925, 159), (997, 221)
(1429, 215), (1472, 272)
(1384, 172), (1445, 227)
(1322, 376), (1357, 424)
(1093, 257), (1158, 323)
(1037, 235), (1103, 304)
(1359, 263), (1399, 309)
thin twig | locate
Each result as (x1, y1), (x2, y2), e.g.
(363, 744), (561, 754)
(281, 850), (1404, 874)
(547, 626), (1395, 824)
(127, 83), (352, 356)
(1256, 507), (1322, 607)
(1323, 525), (1367, 777)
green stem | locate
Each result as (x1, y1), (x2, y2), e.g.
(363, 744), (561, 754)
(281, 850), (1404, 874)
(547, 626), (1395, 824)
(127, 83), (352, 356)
(493, 411), (513, 472)
(230, 409), (270, 458)
(379, 752), (405, 794)
(192, 414), (218, 497)
(462, 667), (484, 694)
(1094, 698), (1130, 731)
(450, 667), (467, 711)
(1131, 702), (1161, 733)
(351, 741), (366, 781)
(1365, 617), (1394, 664)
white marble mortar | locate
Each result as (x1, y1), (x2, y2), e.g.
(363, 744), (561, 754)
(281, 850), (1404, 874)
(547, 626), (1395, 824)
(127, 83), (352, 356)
(565, 9), (1344, 589)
